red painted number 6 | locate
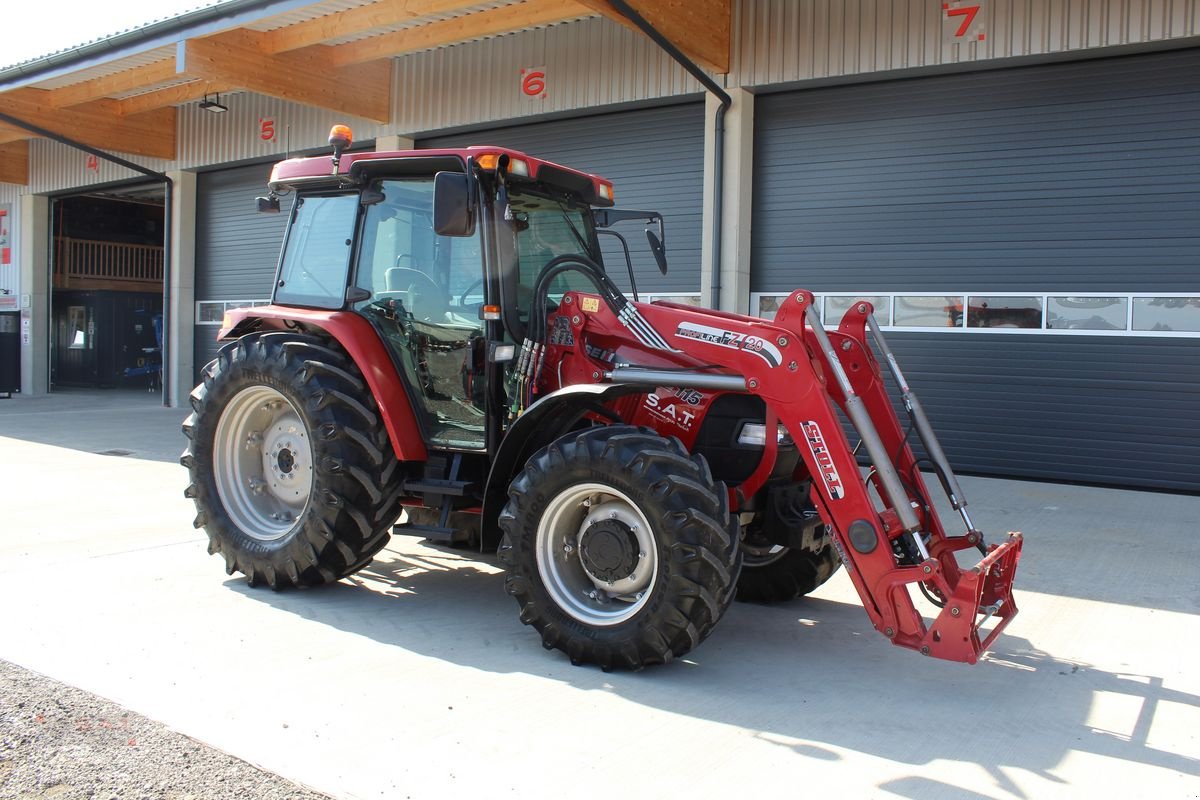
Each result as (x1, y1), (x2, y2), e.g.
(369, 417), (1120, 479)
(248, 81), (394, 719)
(521, 69), (546, 98)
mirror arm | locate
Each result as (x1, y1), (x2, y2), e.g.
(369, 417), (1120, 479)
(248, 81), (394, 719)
(595, 230), (638, 302)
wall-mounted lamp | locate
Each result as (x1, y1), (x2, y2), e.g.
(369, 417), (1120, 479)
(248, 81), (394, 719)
(199, 93), (228, 113)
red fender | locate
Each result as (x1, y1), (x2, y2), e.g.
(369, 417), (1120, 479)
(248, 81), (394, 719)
(219, 306), (428, 462)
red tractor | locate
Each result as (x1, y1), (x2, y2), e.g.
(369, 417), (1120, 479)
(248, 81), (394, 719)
(182, 126), (1022, 669)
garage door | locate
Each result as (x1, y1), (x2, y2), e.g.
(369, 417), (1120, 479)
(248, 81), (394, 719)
(420, 103), (705, 297)
(752, 49), (1200, 491)
(194, 163), (291, 374)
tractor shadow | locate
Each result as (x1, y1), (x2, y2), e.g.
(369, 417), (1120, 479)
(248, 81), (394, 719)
(231, 538), (1200, 794)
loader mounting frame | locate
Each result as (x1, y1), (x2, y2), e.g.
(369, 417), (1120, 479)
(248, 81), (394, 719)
(549, 289), (1022, 664)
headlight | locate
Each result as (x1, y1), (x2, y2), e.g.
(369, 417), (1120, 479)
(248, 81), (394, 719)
(736, 422), (794, 447)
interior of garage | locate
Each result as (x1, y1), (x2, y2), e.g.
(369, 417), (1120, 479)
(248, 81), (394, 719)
(50, 188), (164, 393)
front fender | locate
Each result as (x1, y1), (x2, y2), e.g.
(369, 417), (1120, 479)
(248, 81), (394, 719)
(481, 382), (643, 549)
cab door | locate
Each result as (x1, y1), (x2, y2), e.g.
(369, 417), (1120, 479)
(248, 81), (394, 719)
(354, 178), (487, 450)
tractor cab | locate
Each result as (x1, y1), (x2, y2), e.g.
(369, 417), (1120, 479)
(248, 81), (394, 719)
(258, 132), (618, 454)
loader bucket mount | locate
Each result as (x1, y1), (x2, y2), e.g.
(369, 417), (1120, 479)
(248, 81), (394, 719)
(772, 290), (1024, 663)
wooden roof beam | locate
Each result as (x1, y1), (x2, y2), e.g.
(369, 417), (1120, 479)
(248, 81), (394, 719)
(328, 0), (593, 67)
(262, 0), (483, 54)
(0, 140), (29, 185)
(117, 80), (234, 117)
(0, 140), (29, 184)
(0, 90), (175, 159)
(46, 60), (179, 108)
(576, 0), (730, 74)
(180, 29), (392, 122)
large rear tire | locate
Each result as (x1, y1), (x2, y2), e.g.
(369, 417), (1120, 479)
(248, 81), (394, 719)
(182, 332), (402, 588)
(500, 426), (740, 670)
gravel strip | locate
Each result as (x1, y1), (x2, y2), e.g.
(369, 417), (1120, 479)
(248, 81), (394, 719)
(0, 660), (331, 800)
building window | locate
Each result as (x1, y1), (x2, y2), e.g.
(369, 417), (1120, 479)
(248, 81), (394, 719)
(1132, 297), (1200, 333)
(965, 295), (1043, 329)
(196, 299), (271, 325)
(1047, 297), (1127, 331)
(645, 293), (702, 307)
(825, 295), (891, 326)
(894, 296), (963, 328)
(748, 292), (1200, 338)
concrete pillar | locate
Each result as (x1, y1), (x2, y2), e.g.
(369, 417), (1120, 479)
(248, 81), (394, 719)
(167, 170), (197, 408)
(19, 194), (48, 395)
(376, 135), (415, 152)
(699, 88), (754, 314)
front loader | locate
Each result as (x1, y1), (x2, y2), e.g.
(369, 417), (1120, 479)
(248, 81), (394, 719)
(182, 125), (1022, 670)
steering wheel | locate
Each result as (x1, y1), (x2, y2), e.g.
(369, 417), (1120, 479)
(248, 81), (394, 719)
(386, 267), (446, 321)
(458, 277), (485, 308)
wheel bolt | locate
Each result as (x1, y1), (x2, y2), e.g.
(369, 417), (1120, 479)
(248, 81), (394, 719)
(563, 542), (574, 554)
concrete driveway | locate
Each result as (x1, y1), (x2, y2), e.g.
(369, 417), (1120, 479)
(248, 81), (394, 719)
(0, 389), (1197, 799)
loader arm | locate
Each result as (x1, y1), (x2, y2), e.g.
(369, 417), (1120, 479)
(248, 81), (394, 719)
(544, 289), (1022, 664)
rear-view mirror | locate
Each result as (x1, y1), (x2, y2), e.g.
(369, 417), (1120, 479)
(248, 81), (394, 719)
(433, 171), (474, 237)
(646, 229), (668, 275)
(256, 195), (281, 214)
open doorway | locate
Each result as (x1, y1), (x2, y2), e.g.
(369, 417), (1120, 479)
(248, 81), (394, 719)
(50, 185), (165, 396)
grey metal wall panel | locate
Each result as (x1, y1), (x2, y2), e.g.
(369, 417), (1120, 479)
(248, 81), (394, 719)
(28, 139), (171, 195)
(752, 48), (1200, 292)
(394, 17), (701, 135)
(753, 49), (1200, 490)
(884, 334), (1200, 491)
(177, 92), (387, 169)
(419, 103), (706, 294)
(733, 0), (1200, 88)
(194, 162), (290, 373)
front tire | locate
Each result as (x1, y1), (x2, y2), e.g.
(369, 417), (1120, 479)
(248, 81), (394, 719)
(500, 426), (740, 670)
(182, 332), (402, 588)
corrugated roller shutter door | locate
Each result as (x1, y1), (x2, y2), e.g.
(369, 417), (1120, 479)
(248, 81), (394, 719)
(753, 49), (1200, 491)
(419, 103), (705, 295)
(194, 163), (290, 375)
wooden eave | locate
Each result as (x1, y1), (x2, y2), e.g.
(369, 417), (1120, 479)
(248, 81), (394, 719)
(0, 0), (732, 186)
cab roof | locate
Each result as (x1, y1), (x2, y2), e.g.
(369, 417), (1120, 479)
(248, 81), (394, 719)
(268, 146), (616, 207)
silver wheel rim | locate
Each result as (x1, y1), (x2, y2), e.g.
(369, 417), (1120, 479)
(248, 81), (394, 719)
(536, 482), (657, 627)
(213, 386), (312, 542)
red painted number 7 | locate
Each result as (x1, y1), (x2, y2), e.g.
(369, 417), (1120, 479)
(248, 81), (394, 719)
(947, 5), (980, 37)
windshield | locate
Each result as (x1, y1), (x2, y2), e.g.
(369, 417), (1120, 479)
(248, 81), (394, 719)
(507, 189), (599, 306)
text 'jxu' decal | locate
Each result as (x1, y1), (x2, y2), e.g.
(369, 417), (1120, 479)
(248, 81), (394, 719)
(802, 421), (844, 500)
(673, 322), (782, 367)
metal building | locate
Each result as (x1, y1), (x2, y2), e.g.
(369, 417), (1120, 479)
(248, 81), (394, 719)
(0, 0), (1196, 490)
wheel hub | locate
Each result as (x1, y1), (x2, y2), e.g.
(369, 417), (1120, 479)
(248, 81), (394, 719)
(213, 386), (313, 542)
(579, 519), (640, 583)
(535, 485), (658, 627)
(261, 415), (311, 505)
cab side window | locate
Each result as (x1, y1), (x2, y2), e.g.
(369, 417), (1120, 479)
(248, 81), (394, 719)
(275, 194), (359, 309)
